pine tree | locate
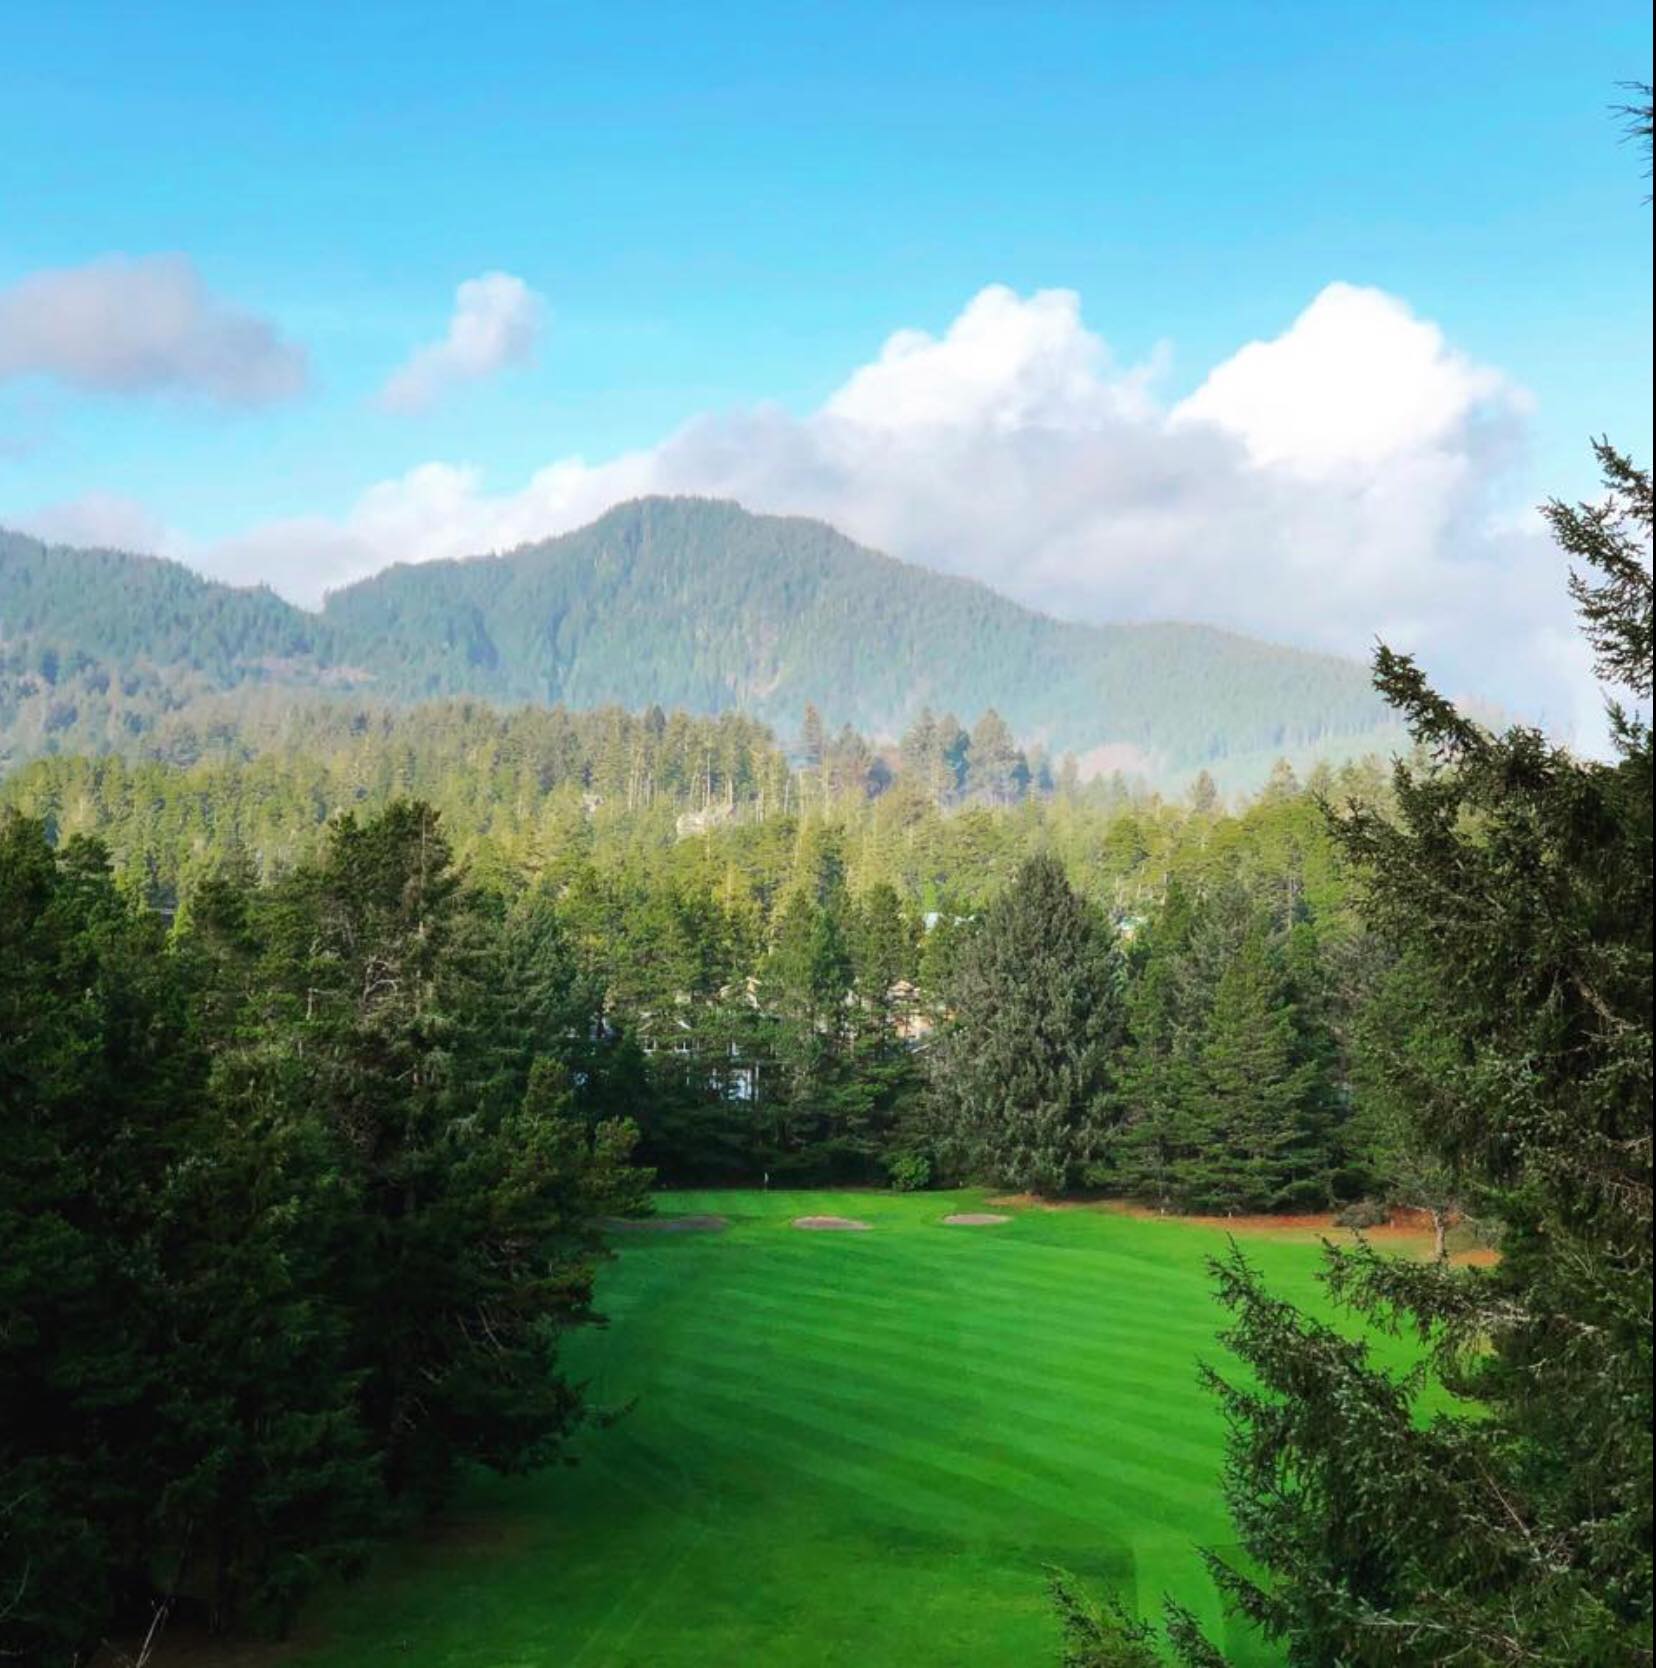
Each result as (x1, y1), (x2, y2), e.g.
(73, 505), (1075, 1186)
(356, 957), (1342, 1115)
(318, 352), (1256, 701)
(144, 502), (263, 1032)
(967, 708), (1027, 805)
(1188, 770), (1219, 815)
(262, 801), (645, 1505)
(800, 702), (827, 769)
(1183, 928), (1326, 1213)
(1064, 441), (1653, 1664)
(1108, 879), (1207, 1206)
(927, 854), (1125, 1192)
(900, 707), (951, 804)
(170, 863), (382, 1632)
(0, 819), (201, 1661)
(1112, 884), (1324, 1211)
(759, 887), (862, 1172)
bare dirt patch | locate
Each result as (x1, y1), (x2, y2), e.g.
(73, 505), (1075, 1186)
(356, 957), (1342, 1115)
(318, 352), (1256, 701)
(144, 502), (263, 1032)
(602, 1213), (728, 1234)
(986, 1196), (1496, 1264)
(792, 1215), (872, 1231)
(942, 1213), (1011, 1226)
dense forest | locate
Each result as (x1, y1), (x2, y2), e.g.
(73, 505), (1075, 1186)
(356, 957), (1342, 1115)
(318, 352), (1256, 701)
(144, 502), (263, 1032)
(0, 684), (1401, 1198)
(0, 666), (1445, 1663)
(6, 434), (1648, 1665)
(0, 498), (1405, 789)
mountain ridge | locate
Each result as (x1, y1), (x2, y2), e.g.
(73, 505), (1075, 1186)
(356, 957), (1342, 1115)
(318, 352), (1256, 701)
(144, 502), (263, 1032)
(0, 496), (1403, 786)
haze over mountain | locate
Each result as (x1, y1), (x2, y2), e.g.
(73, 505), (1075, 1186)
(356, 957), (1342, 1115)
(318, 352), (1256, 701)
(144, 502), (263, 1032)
(0, 496), (1402, 787)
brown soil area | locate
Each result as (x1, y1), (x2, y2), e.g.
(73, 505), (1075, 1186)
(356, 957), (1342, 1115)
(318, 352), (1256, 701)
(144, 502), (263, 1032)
(792, 1215), (872, 1231)
(942, 1212), (1011, 1226)
(988, 1196), (1498, 1263)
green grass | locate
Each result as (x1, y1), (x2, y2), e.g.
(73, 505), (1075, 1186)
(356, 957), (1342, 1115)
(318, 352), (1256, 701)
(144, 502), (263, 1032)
(270, 1190), (1428, 1668)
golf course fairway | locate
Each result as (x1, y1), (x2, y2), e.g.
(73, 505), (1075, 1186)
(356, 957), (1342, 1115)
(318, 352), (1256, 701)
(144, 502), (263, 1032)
(250, 1190), (1433, 1667)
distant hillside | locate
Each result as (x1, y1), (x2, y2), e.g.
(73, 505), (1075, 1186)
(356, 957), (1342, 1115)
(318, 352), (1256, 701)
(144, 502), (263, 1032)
(0, 498), (1403, 787)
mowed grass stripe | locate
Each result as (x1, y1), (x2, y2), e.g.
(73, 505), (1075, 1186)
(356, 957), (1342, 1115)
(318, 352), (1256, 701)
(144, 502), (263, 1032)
(691, 1238), (1233, 1334)
(663, 1304), (1227, 1479)
(260, 1191), (1410, 1667)
(653, 1383), (1043, 1541)
(681, 1346), (1229, 1493)
(662, 1351), (1225, 1526)
(665, 1292), (1227, 1429)
(684, 1270), (1224, 1372)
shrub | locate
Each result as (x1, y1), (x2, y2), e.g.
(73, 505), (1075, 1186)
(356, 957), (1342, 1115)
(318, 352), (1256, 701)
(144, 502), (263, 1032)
(885, 1151), (933, 1192)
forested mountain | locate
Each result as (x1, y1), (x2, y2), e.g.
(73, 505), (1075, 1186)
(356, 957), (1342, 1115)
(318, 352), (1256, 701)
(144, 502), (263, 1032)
(0, 499), (1403, 787)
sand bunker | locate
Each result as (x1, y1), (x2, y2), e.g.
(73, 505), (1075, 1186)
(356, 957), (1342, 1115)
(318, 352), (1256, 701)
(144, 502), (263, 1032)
(602, 1214), (727, 1234)
(942, 1213), (1012, 1226)
(792, 1215), (872, 1231)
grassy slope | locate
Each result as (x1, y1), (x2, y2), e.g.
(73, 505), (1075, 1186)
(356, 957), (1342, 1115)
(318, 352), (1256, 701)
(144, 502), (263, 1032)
(263, 1191), (1431, 1668)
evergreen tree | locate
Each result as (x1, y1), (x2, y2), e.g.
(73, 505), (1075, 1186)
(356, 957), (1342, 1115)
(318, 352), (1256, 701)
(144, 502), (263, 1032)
(967, 708), (1027, 805)
(937, 712), (971, 802)
(264, 801), (646, 1504)
(1185, 927), (1328, 1212)
(900, 707), (956, 805)
(0, 818), (204, 1661)
(927, 854), (1125, 1192)
(1107, 879), (1208, 1206)
(1065, 442), (1653, 1663)
(1347, 955), (1468, 1255)
(759, 887), (859, 1171)
(169, 864), (382, 1631)
(800, 702), (827, 769)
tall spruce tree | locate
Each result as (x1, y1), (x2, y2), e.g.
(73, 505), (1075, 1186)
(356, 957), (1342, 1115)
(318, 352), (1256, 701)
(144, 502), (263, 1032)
(257, 801), (647, 1505)
(967, 708), (1028, 805)
(0, 820), (204, 1661)
(1111, 883), (1337, 1213)
(1184, 926), (1328, 1213)
(1061, 441), (1653, 1664)
(927, 854), (1125, 1192)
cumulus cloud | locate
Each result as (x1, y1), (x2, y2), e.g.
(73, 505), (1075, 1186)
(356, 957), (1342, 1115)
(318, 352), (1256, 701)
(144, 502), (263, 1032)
(826, 284), (1158, 431)
(1171, 282), (1519, 473)
(0, 254), (307, 405)
(379, 272), (544, 413)
(76, 278), (1605, 744)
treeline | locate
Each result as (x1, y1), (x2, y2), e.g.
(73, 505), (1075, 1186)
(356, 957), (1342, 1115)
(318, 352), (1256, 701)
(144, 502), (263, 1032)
(552, 797), (1389, 1212)
(0, 689), (1378, 905)
(1, 697), (1409, 1208)
(3, 714), (1423, 1663)
(1, 693), (1095, 875)
(0, 691), (793, 819)
(0, 803), (647, 1664)
(6, 683), (1149, 853)
(928, 854), (1362, 1211)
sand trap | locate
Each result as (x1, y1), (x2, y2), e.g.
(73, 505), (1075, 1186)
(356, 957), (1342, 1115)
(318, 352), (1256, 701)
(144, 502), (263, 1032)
(942, 1213), (1012, 1226)
(792, 1215), (872, 1231)
(602, 1214), (727, 1234)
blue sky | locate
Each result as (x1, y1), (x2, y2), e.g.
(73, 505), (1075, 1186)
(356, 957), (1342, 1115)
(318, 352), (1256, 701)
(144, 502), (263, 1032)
(0, 1), (1650, 734)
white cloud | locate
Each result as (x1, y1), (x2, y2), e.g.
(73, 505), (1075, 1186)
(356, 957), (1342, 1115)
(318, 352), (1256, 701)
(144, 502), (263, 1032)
(378, 272), (544, 413)
(1171, 282), (1518, 473)
(0, 254), (307, 405)
(826, 284), (1157, 431)
(45, 280), (1610, 745)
